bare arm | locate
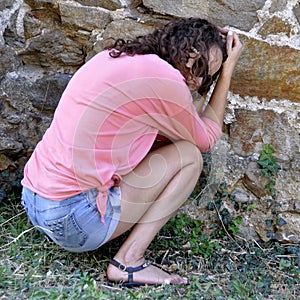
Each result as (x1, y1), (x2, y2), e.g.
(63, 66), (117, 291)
(202, 31), (243, 126)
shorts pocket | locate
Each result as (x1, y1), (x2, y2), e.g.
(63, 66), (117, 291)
(44, 212), (88, 249)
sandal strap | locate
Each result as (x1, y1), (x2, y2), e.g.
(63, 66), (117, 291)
(109, 259), (151, 273)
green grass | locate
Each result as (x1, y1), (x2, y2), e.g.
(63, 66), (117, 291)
(1, 194), (299, 300)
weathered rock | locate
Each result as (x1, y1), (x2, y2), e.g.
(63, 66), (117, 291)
(76, 0), (124, 10)
(58, 1), (111, 31)
(128, 0), (143, 9)
(24, 0), (60, 9)
(274, 170), (300, 212)
(86, 18), (155, 59)
(242, 162), (269, 198)
(19, 29), (84, 72)
(229, 109), (299, 157)
(275, 212), (300, 243)
(231, 187), (251, 203)
(0, 154), (15, 171)
(0, 136), (23, 155)
(208, 0), (266, 31)
(1, 69), (71, 112)
(238, 216), (260, 241)
(0, 45), (21, 80)
(0, 0), (19, 45)
(102, 18), (156, 45)
(30, 74), (71, 111)
(23, 7), (61, 40)
(143, 0), (265, 31)
(252, 210), (277, 242)
(231, 37), (300, 102)
(294, 4), (300, 23)
(258, 16), (293, 38)
(0, 0), (15, 11)
(0, 67), (69, 158)
(270, 0), (287, 13)
(143, 0), (210, 19)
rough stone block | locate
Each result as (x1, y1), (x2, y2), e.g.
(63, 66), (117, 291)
(231, 37), (300, 102)
(143, 0), (265, 31)
(58, 1), (111, 31)
(229, 109), (299, 158)
(86, 19), (155, 57)
(76, 0), (124, 10)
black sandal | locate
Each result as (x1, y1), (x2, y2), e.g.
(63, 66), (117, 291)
(108, 258), (158, 287)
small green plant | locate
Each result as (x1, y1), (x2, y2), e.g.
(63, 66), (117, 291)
(278, 258), (291, 270)
(258, 144), (279, 197)
(228, 216), (242, 235)
(258, 144), (279, 177)
(157, 214), (221, 258)
(190, 234), (221, 258)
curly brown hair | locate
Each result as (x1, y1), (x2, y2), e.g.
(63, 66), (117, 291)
(108, 18), (227, 95)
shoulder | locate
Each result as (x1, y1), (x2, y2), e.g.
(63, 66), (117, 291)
(81, 51), (191, 104)
(130, 54), (184, 81)
(101, 51), (184, 81)
(86, 50), (184, 81)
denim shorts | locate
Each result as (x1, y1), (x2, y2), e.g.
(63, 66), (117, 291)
(21, 186), (121, 252)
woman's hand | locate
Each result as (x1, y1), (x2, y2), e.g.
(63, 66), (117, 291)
(202, 29), (243, 126)
(220, 29), (243, 75)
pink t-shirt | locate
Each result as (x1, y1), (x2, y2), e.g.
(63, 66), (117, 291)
(22, 50), (221, 219)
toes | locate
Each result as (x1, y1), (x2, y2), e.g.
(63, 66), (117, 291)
(168, 274), (189, 285)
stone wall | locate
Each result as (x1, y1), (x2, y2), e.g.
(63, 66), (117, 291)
(0, 0), (299, 243)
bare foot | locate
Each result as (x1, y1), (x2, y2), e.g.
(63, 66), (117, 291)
(106, 259), (188, 285)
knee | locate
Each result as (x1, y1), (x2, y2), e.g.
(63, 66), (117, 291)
(174, 141), (203, 174)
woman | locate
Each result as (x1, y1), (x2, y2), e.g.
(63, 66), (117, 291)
(21, 18), (243, 286)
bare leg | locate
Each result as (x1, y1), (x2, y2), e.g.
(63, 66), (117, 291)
(107, 141), (203, 285)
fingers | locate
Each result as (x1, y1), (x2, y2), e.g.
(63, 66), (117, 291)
(218, 27), (229, 44)
(219, 27), (243, 63)
(226, 31), (243, 52)
(219, 28), (236, 52)
(218, 27), (229, 35)
(226, 31), (234, 53)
